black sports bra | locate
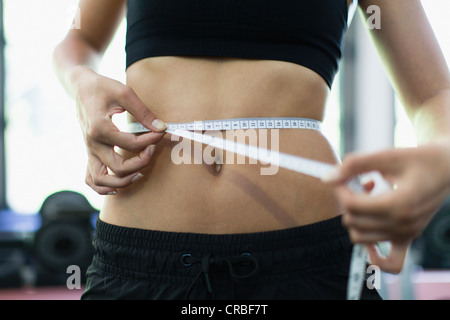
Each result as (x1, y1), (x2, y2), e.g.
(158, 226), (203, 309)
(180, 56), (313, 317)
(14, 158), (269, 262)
(126, 0), (350, 88)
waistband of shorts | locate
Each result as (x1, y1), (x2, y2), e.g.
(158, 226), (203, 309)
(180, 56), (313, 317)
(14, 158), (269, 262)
(94, 215), (347, 253)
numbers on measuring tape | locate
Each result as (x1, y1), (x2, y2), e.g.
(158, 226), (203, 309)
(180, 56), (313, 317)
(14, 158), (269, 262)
(127, 117), (322, 134)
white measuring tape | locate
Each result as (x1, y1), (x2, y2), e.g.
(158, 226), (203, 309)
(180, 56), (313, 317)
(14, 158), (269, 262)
(128, 117), (322, 133)
(129, 117), (391, 300)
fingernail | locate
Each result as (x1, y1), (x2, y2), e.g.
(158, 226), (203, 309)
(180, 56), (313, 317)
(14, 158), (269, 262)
(321, 166), (341, 182)
(131, 173), (144, 183)
(152, 119), (167, 131)
(140, 145), (156, 157)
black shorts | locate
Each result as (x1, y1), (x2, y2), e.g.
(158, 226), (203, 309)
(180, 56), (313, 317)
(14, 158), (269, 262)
(81, 216), (381, 300)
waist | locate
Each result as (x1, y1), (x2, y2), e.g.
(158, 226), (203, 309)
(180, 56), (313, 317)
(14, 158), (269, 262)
(95, 215), (347, 252)
(101, 57), (340, 233)
(125, 56), (330, 123)
(102, 123), (343, 233)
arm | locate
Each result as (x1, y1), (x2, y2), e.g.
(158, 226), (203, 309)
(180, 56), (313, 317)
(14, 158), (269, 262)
(53, 0), (166, 195)
(54, 0), (125, 96)
(325, 0), (450, 273)
(359, 0), (450, 144)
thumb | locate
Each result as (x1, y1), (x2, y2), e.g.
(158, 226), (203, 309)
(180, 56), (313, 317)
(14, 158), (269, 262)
(322, 150), (398, 185)
(116, 85), (167, 132)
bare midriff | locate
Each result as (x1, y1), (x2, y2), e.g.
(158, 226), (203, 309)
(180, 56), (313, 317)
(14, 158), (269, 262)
(100, 56), (344, 234)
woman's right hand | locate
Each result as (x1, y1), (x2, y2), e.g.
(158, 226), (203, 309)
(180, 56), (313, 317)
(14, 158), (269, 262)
(71, 66), (167, 195)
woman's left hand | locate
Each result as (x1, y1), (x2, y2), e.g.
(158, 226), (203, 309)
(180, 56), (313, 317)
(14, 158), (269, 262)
(323, 141), (450, 273)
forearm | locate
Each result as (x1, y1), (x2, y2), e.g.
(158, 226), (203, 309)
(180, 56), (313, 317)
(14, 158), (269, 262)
(52, 32), (102, 99)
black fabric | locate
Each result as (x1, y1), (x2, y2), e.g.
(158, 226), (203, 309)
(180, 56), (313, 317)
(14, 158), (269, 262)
(125, 0), (349, 88)
(81, 216), (382, 300)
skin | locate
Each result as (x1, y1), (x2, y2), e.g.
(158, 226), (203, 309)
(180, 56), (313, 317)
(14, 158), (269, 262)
(53, 0), (450, 274)
(324, 0), (450, 272)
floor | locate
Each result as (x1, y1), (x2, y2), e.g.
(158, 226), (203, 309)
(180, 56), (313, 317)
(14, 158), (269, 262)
(0, 286), (84, 300)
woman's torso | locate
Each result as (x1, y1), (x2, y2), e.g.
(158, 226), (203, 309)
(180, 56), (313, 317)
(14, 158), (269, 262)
(100, 56), (345, 233)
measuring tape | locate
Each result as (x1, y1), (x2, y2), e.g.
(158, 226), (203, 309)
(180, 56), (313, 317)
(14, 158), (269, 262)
(128, 117), (322, 133)
(128, 117), (390, 300)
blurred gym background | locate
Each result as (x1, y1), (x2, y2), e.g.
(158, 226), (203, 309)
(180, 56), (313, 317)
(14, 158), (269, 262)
(0, 0), (449, 300)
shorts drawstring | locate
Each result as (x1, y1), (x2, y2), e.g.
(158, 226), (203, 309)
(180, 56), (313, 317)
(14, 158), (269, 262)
(183, 253), (259, 299)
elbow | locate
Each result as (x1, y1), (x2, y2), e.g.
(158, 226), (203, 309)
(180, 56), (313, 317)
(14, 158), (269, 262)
(406, 86), (450, 119)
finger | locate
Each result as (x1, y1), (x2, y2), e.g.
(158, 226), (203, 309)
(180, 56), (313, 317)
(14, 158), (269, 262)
(111, 131), (165, 154)
(344, 204), (425, 244)
(112, 144), (156, 177)
(337, 182), (427, 239)
(322, 150), (400, 185)
(366, 241), (409, 274)
(87, 117), (165, 154)
(343, 211), (393, 233)
(85, 164), (117, 196)
(88, 154), (145, 189)
(92, 143), (155, 178)
(114, 86), (167, 132)
(348, 228), (391, 244)
(335, 184), (394, 218)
